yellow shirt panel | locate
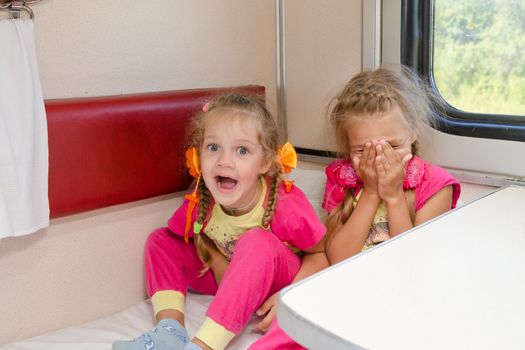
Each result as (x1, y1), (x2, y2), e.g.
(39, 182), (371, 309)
(204, 178), (266, 260)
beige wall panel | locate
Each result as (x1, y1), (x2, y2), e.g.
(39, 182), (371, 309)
(285, 0), (362, 152)
(30, 0), (277, 114)
(0, 195), (183, 344)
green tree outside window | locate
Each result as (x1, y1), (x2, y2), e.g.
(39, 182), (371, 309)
(433, 0), (525, 116)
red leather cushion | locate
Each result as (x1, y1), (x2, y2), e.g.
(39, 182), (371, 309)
(47, 85), (265, 217)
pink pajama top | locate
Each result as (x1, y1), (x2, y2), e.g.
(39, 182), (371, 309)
(323, 156), (461, 249)
(168, 177), (326, 254)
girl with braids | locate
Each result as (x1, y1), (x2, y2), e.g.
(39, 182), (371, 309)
(114, 93), (326, 350)
(324, 65), (461, 264)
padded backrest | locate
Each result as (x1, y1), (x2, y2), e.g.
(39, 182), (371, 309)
(47, 85), (265, 217)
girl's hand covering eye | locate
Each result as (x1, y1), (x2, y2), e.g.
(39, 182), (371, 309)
(354, 141), (379, 196)
(375, 141), (411, 202)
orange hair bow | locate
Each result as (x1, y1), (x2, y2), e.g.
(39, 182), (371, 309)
(184, 147), (201, 243)
(185, 147), (200, 178)
(279, 142), (297, 192)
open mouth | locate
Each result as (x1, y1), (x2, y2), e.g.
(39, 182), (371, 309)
(215, 176), (237, 190)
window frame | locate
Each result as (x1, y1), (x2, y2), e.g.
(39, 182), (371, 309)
(401, 0), (525, 142)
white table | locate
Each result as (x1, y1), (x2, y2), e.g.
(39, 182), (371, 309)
(278, 186), (525, 350)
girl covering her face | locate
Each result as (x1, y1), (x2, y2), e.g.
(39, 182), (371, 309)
(324, 66), (461, 264)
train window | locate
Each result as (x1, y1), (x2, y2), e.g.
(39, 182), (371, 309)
(401, 0), (525, 141)
(434, 0), (525, 116)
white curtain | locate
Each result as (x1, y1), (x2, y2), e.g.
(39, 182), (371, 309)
(0, 18), (49, 238)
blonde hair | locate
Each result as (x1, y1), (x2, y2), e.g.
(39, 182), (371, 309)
(187, 93), (282, 270)
(326, 65), (439, 236)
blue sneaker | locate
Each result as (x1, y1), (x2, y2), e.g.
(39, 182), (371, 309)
(113, 319), (189, 350)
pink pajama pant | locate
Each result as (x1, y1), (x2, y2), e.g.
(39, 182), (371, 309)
(144, 227), (306, 349)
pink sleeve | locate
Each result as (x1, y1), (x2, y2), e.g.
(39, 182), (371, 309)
(271, 184), (326, 251)
(322, 160), (347, 213)
(415, 163), (461, 211)
(167, 198), (198, 238)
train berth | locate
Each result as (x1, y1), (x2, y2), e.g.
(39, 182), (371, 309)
(0, 162), (325, 350)
(1, 296), (261, 350)
(0, 86), (325, 349)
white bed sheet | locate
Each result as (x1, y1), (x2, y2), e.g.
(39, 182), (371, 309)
(1, 293), (262, 350)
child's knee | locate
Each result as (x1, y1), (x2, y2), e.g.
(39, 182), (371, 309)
(235, 228), (282, 256)
(145, 227), (184, 255)
(145, 227), (170, 248)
